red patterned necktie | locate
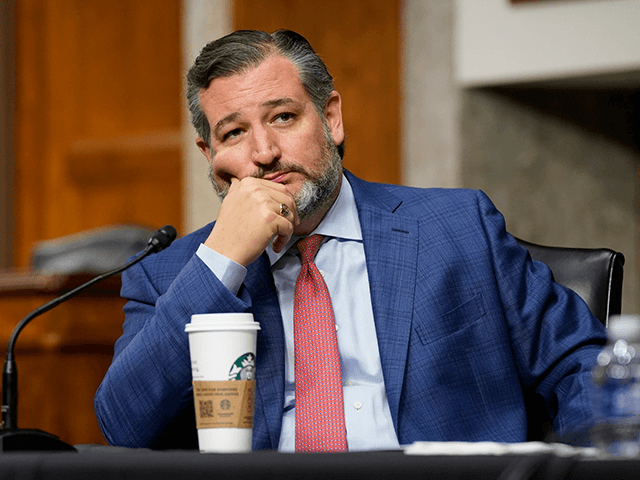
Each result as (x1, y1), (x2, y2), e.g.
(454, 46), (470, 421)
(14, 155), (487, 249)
(293, 234), (347, 452)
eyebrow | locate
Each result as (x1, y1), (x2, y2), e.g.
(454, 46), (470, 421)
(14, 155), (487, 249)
(213, 112), (241, 139)
(212, 97), (299, 139)
(262, 97), (297, 109)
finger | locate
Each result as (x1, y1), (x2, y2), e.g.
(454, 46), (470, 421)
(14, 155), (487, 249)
(272, 236), (286, 254)
(272, 228), (293, 253)
(273, 209), (297, 252)
(222, 177), (240, 197)
(268, 191), (298, 226)
(285, 201), (299, 228)
(272, 202), (299, 235)
(277, 202), (291, 219)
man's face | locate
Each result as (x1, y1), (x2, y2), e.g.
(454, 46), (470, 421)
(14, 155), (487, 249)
(197, 55), (345, 219)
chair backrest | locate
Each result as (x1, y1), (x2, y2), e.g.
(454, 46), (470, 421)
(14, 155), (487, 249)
(515, 238), (625, 327)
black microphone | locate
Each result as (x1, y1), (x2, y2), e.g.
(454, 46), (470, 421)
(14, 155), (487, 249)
(0, 225), (177, 452)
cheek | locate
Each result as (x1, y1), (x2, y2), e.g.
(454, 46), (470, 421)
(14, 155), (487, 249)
(282, 130), (326, 168)
(210, 147), (250, 178)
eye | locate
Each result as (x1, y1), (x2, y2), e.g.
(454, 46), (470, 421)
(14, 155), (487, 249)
(273, 112), (296, 123)
(222, 128), (243, 141)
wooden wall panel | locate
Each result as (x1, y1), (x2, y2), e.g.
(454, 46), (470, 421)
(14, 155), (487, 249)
(0, 0), (15, 268)
(11, 0), (183, 445)
(14, 0), (183, 267)
(234, 0), (402, 186)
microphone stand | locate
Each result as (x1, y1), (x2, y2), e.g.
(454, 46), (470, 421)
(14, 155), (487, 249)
(0, 225), (176, 452)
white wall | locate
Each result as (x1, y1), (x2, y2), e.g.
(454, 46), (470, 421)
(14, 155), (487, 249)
(181, 0), (231, 235)
(456, 0), (640, 87)
(403, 0), (461, 189)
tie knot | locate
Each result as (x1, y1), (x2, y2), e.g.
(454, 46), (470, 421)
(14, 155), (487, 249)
(297, 234), (324, 265)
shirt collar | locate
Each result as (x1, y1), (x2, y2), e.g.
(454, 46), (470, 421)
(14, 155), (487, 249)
(265, 173), (362, 266)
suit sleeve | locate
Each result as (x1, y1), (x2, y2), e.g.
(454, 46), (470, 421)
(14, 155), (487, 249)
(94, 252), (252, 448)
(476, 190), (607, 438)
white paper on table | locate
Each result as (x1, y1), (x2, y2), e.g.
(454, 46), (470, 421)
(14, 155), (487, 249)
(403, 441), (602, 458)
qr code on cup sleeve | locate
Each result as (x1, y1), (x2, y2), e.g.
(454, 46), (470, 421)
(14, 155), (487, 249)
(199, 400), (214, 418)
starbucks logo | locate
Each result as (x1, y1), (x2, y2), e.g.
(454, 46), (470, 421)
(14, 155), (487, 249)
(228, 352), (255, 380)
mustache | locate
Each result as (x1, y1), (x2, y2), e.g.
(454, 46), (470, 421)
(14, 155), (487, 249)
(250, 162), (310, 180)
(210, 161), (313, 199)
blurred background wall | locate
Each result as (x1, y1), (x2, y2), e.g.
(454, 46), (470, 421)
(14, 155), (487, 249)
(0, 0), (15, 269)
(454, 0), (640, 314)
(2, 0), (639, 313)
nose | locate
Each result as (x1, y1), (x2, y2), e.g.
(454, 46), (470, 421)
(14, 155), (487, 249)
(250, 125), (281, 166)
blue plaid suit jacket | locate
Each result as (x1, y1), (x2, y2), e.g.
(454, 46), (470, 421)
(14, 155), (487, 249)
(95, 171), (606, 449)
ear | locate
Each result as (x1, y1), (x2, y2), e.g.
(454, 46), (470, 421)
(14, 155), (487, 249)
(196, 136), (213, 165)
(324, 91), (344, 146)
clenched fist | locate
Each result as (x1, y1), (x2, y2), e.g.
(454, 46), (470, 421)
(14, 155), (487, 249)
(204, 177), (299, 266)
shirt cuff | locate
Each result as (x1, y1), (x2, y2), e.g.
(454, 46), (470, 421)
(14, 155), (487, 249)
(196, 243), (247, 296)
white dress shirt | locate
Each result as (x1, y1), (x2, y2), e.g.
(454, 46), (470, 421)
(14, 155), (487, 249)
(196, 175), (400, 452)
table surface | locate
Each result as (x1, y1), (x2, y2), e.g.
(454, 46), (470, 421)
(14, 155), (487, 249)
(0, 447), (639, 480)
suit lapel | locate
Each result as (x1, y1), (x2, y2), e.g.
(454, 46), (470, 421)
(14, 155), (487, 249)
(347, 172), (419, 431)
(241, 172), (420, 445)
(244, 253), (285, 449)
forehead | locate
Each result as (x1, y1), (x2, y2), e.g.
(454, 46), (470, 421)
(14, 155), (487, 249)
(199, 55), (311, 121)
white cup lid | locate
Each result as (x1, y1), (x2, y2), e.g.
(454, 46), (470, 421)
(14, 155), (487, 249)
(185, 313), (260, 332)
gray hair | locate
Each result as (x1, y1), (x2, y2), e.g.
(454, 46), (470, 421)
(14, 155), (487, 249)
(186, 29), (344, 158)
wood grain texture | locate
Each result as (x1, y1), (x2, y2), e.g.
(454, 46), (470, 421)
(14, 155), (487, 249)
(14, 0), (183, 267)
(1, 281), (125, 445)
(234, 0), (402, 185)
(11, 0), (183, 445)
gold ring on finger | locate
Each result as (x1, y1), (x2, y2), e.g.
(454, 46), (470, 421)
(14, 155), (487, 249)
(279, 203), (290, 218)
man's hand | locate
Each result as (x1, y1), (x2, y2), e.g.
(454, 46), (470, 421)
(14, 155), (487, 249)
(204, 177), (299, 266)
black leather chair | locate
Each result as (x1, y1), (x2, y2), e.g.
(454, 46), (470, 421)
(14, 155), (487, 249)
(515, 238), (625, 441)
(516, 238), (625, 327)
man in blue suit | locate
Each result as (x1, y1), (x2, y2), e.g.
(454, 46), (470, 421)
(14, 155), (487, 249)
(94, 29), (606, 451)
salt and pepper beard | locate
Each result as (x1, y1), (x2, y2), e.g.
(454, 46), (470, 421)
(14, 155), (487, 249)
(207, 122), (342, 221)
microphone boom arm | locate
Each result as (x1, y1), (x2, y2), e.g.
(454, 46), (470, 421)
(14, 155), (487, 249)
(1, 225), (176, 439)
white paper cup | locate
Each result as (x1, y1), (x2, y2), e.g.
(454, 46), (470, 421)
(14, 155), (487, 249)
(185, 313), (260, 453)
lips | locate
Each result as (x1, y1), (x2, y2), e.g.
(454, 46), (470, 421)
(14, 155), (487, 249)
(263, 172), (288, 183)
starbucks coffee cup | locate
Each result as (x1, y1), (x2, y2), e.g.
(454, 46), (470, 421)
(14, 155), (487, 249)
(185, 313), (260, 453)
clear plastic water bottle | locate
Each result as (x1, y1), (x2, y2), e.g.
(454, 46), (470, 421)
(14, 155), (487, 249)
(591, 314), (640, 456)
